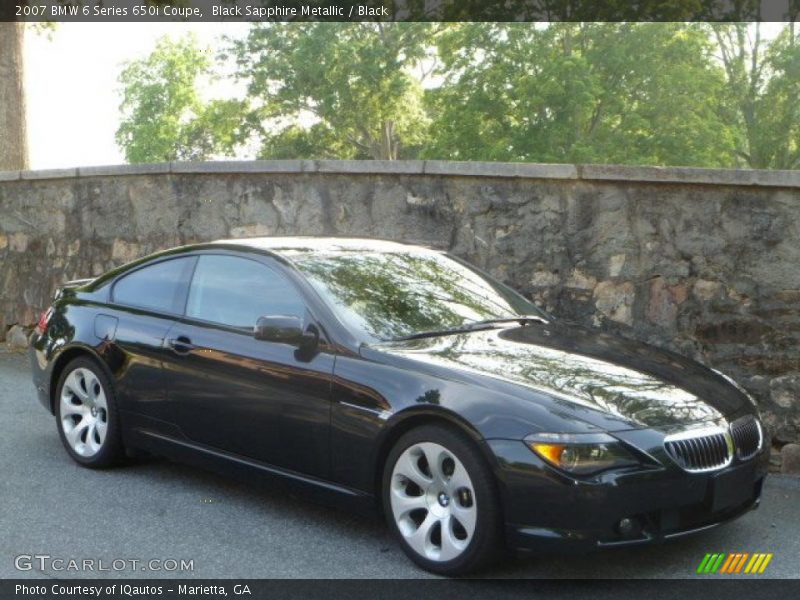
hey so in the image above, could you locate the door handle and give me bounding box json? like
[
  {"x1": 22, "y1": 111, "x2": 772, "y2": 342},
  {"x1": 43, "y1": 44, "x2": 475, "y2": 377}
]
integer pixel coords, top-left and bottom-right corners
[{"x1": 167, "y1": 336, "x2": 196, "y2": 354}]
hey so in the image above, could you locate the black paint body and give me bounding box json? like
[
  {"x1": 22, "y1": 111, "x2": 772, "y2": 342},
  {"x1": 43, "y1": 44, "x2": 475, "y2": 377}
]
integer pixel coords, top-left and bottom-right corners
[{"x1": 29, "y1": 239, "x2": 769, "y2": 552}]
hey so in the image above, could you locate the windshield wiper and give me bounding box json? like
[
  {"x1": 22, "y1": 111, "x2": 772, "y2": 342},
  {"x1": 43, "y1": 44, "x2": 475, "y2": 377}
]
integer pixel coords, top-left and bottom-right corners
[{"x1": 391, "y1": 315, "x2": 548, "y2": 342}]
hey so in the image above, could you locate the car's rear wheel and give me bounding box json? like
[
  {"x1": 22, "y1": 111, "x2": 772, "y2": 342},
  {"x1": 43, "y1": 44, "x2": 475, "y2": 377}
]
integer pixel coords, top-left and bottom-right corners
[
  {"x1": 383, "y1": 424, "x2": 502, "y2": 576},
  {"x1": 55, "y1": 357, "x2": 123, "y2": 468}
]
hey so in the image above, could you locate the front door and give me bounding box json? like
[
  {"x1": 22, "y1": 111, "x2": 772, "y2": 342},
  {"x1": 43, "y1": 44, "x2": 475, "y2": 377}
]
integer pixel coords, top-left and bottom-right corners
[{"x1": 163, "y1": 254, "x2": 334, "y2": 479}]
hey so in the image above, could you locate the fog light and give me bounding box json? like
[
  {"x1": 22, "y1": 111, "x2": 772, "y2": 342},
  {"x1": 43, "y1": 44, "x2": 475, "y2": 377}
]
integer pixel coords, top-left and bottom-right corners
[{"x1": 617, "y1": 517, "x2": 641, "y2": 538}]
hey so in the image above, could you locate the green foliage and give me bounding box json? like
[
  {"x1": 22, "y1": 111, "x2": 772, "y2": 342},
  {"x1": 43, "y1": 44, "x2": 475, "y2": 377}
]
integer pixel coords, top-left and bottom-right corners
[
  {"x1": 115, "y1": 23, "x2": 800, "y2": 170},
  {"x1": 761, "y1": 29, "x2": 800, "y2": 169},
  {"x1": 116, "y1": 35, "x2": 245, "y2": 163},
  {"x1": 711, "y1": 23, "x2": 800, "y2": 169},
  {"x1": 257, "y1": 124, "x2": 363, "y2": 160},
  {"x1": 230, "y1": 23, "x2": 434, "y2": 160},
  {"x1": 426, "y1": 23, "x2": 737, "y2": 166},
  {"x1": 401, "y1": 0, "x2": 759, "y2": 21}
]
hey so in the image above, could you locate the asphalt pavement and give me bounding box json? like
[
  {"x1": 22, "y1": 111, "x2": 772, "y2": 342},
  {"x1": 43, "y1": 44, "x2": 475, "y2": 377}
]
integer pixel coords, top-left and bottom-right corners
[{"x1": 1, "y1": 350, "x2": 797, "y2": 579}]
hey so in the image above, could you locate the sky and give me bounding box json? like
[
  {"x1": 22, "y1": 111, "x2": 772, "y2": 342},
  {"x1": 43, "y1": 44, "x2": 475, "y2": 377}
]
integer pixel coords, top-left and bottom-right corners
[
  {"x1": 25, "y1": 23, "x2": 248, "y2": 169},
  {"x1": 24, "y1": 22, "x2": 788, "y2": 170}
]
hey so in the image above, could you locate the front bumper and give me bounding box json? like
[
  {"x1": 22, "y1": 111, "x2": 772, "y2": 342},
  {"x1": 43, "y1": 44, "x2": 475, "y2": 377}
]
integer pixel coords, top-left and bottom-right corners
[{"x1": 487, "y1": 437, "x2": 769, "y2": 553}]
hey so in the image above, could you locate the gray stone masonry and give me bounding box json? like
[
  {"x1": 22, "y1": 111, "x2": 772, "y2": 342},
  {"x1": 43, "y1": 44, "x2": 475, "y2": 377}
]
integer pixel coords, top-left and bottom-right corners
[{"x1": 1, "y1": 160, "x2": 798, "y2": 453}]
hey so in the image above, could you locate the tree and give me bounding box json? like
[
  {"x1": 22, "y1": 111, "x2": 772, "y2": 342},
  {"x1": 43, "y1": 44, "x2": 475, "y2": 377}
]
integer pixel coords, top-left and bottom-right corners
[
  {"x1": 0, "y1": 23, "x2": 29, "y2": 171},
  {"x1": 425, "y1": 23, "x2": 737, "y2": 166},
  {"x1": 403, "y1": 0, "x2": 762, "y2": 21},
  {"x1": 116, "y1": 34, "x2": 245, "y2": 163},
  {"x1": 117, "y1": 22, "x2": 800, "y2": 170},
  {"x1": 230, "y1": 23, "x2": 435, "y2": 160},
  {"x1": 711, "y1": 23, "x2": 800, "y2": 169},
  {"x1": 760, "y1": 27, "x2": 800, "y2": 169}
]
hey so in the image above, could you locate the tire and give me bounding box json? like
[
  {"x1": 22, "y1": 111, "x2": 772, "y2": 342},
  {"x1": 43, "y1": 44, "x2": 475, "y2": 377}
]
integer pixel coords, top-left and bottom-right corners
[
  {"x1": 54, "y1": 357, "x2": 124, "y2": 468},
  {"x1": 382, "y1": 423, "x2": 502, "y2": 576}
]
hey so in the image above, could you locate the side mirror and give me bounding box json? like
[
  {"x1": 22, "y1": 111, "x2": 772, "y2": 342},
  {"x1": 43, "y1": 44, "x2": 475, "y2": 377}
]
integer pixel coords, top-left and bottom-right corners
[
  {"x1": 254, "y1": 315, "x2": 304, "y2": 344},
  {"x1": 254, "y1": 315, "x2": 319, "y2": 352}
]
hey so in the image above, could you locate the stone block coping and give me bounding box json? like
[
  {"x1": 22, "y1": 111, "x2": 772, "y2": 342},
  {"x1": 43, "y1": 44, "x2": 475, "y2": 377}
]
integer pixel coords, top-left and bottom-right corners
[{"x1": 1, "y1": 161, "x2": 798, "y2": 189}]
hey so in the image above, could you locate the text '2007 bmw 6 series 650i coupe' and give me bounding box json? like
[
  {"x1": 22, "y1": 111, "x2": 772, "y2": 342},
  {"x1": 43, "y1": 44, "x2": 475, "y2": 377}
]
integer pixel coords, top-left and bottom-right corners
[{"x1": 29, "y1": 237, "x2": 768, "y2": 575}]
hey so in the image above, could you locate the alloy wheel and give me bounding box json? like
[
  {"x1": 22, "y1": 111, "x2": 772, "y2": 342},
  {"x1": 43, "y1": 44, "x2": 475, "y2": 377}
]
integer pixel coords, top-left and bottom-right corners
[
  {"x1": 59, "y1": 367, "x2": 109, "y2": 457},
  {"x1": 389, "y1": 442, "x2": 478, "y2": 562}
]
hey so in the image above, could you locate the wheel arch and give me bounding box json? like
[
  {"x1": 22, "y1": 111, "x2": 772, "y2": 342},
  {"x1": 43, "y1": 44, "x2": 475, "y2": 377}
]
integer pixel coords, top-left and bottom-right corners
[
  {"x1": 48, "y1": 344, "x2": 112, "y2": 414},
  {"x1": 372, "y1": 407, "x2": 501, "y2": 512}
]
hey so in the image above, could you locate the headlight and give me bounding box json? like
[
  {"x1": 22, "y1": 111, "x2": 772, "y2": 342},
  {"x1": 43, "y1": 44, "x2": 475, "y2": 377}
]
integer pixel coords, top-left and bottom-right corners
[{"x1": 524, "y1": 432, "x2": 640, "y2": 475}]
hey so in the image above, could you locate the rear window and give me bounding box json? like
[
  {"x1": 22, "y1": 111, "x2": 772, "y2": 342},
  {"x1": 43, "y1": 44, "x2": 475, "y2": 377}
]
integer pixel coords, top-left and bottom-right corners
[{"x1": 112, "y1": 257, "x2": 195, "y2": 314}]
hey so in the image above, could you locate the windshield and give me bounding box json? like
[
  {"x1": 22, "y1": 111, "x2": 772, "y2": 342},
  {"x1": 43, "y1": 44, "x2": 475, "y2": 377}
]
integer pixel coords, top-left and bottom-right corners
[{"x1": 290, "y1": 247, "x2": 546, "y2": 342}]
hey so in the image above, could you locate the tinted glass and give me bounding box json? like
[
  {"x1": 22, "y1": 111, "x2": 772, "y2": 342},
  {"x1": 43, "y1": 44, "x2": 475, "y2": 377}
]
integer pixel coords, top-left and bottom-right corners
[
  {"x1": 292, "y1": 248, "x2": 544, "y2": 341},
  {"x1": 186, "y1": 255, "x2": 305, "y2": 329},
  {"x1": 112, "y1": 257, "x2": 194, "y2": 314}
]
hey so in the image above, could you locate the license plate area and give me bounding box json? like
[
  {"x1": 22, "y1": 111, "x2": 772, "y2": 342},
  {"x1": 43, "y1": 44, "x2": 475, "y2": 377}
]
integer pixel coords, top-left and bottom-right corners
[{"x1": 709, "y1": 463, "x2": 756, "y2": 512}]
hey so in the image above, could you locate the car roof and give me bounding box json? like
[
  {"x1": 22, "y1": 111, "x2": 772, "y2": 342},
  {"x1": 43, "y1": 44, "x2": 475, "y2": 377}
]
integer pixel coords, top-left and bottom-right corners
[{"x1": 210, "y1": 236, "x2": 438, "y2": 256}]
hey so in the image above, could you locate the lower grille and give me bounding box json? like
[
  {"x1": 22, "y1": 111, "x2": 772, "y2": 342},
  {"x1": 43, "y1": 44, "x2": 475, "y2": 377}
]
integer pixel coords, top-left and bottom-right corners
[
  {"x1": 664, "y1": 427, "x2": 732, "y2": 472},
  {"x1": 730, "y1": 416, "x2": 762, "y2": 460}
]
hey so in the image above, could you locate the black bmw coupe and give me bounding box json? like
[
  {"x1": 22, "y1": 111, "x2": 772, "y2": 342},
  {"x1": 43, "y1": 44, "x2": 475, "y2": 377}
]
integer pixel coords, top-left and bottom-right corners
[{"x1": 29, "y1": 237, "x2": 768, "y2": 575}]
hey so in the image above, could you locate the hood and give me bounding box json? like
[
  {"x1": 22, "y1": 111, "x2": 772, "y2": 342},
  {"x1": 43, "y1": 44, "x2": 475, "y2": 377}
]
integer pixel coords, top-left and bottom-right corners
[{"x1": 369, "y1": 321, "x2": 751, "y2": 430}]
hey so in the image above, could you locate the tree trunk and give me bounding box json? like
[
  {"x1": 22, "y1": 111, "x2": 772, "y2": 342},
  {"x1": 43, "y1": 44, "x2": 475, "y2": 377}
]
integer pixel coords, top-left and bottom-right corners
[
  {"x1": 0, "y1": 22, "x2": 29, "y2": 171},
  {"x1": 367, "y1": 120, "x2": 398, "y2": 160}
]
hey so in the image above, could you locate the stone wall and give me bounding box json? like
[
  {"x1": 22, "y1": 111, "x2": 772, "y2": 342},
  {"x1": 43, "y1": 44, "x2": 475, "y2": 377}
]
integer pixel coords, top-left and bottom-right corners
[{"x1": 1, "y1": 160, "x2": 799, "y2": 455}]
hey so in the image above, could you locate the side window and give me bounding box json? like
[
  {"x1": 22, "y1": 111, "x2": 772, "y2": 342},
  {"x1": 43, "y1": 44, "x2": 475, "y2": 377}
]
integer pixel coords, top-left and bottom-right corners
[
  {"x1": 186, "y1": 255, "x2": 306, "y2": 329},
  {"x1": 112, "y1": 257, "x2": 195, "y2": 314}
]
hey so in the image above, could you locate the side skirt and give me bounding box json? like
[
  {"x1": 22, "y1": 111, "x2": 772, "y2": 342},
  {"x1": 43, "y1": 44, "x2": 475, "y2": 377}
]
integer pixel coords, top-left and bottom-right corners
[{"x1": 126, "y1": 425, "x2": 376, "y2": 515}]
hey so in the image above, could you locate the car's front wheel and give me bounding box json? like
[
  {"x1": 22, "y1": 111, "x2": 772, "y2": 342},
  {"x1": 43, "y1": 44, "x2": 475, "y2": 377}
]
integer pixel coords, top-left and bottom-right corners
[
  {"x1": 55, "y1": 357, "x2": 123, "y2": 468},
  {"x1": 383, "y1": 424, "x2": 502, "y2": 576}
]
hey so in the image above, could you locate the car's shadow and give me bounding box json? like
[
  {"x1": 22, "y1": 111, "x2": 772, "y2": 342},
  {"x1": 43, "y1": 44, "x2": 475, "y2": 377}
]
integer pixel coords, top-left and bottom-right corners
[{"x1": 99, "y1": 452, "x2": 761, "y2": 579}]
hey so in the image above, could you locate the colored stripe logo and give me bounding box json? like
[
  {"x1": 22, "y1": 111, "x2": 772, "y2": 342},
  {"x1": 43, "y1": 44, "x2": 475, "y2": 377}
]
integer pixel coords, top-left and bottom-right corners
[{"x1": 697, "y1": 552, "x2": 773, "y2": 574}]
